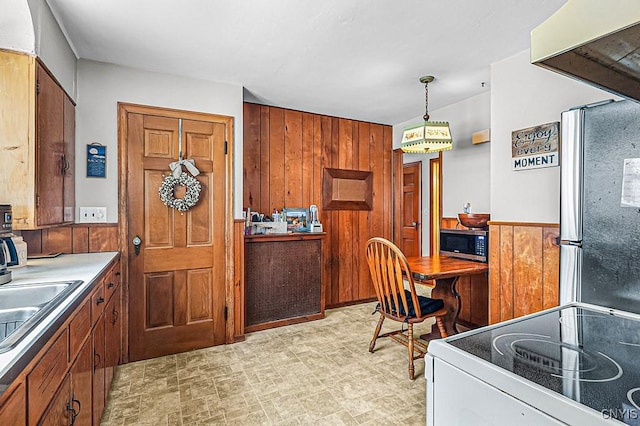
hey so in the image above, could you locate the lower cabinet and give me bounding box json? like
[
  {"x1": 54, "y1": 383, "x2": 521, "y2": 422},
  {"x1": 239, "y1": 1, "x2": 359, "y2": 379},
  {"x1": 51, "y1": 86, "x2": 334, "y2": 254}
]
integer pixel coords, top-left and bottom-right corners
[
  {"x1": 92, "y1": 314, "x2": 106, "y2": 426},
  {"x1": 39, "y1": 376, "x2": 71, "y2": 426},
  {"x1": 105, "y1": 284, "x2": 122, "y2": 390},
  {"x1": 0, "y1": 382, "x2": 26, "y2": 425},
  {"x1": 70, "y1": 338, "x2": 92, "y2": 426},
  {"x1": 0, "y1": 256, "x2": 123, "y2": 426}
]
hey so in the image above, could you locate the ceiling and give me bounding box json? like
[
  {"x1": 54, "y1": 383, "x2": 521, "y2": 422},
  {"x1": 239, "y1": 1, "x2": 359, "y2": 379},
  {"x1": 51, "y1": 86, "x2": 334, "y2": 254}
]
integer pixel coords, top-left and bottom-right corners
[{"x1": 47, "y1": 0, "x2": 566, "y2": 125}]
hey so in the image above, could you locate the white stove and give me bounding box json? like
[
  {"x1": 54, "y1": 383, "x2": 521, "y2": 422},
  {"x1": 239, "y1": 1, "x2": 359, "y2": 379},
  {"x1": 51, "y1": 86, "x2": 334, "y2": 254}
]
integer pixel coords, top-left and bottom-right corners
[{"x1": 426, "y1": 303, "x2": 640, "y2": 425}]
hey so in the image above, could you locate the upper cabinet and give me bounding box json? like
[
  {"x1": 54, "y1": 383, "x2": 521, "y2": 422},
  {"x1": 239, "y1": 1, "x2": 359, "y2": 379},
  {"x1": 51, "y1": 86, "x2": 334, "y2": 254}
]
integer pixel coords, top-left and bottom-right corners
[{"x1": 0, "y1": 51, "x2": 75, "y2": 229}]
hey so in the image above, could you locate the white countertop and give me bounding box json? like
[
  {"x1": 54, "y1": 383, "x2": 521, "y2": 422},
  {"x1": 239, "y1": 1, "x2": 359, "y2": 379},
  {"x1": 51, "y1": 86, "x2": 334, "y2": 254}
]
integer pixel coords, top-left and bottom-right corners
[{"x1": 0, "y1": 252, "x2": 119, "y2": 392}]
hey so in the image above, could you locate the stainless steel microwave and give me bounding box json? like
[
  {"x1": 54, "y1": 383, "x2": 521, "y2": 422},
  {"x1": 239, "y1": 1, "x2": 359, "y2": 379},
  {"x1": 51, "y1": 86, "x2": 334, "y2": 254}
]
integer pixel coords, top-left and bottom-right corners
[{"x1": 440, "y1": 228, "x2": 488, "y2": 263}]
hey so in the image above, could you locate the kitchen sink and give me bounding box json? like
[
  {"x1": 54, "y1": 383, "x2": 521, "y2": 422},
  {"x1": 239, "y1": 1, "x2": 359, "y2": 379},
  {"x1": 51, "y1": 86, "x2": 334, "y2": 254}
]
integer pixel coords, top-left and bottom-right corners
[{"x1": 0, "y1": 280, "x2": 83, "y2": 353}]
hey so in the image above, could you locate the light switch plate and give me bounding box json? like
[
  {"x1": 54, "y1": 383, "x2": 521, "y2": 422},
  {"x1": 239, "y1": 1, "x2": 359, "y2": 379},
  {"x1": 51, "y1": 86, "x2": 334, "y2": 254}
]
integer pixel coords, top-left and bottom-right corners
[{"x1": 79, "y1": 207, "x2": 107, "y2": 223}]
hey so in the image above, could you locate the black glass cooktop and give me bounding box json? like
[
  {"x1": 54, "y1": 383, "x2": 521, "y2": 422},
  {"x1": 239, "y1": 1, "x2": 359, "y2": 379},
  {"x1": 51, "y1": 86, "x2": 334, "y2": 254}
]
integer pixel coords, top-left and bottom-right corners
[{"x1": 449, "y1": 306, "x2": 640, "y2": 425}]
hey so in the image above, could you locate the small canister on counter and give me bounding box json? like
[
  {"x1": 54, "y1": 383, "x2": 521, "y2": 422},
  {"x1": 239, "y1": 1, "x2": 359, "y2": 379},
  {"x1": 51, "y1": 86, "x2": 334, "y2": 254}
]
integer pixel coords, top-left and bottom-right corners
[{"x1": 10, "y1": 235, "x2": 27, "y2": 267}]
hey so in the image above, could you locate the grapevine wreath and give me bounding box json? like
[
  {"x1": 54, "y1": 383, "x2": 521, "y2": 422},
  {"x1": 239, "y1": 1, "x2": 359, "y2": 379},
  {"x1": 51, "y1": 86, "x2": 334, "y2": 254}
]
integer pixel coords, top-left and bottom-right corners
[{"x1": 158, "y1": 170, "x2": 201, "y2": 212}]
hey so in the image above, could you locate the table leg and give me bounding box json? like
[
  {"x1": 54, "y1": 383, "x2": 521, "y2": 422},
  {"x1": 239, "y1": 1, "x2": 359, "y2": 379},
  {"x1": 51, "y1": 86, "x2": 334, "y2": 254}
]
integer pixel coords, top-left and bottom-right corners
[{"x1": 419, "y1": 276, "x2": 461, "y2": 340}]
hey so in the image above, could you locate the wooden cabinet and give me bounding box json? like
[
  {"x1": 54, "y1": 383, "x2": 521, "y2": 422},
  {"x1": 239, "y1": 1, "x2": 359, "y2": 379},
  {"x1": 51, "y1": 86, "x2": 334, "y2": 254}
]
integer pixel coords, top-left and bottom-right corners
[
  {"x1": 0, "y1": 50, "x2": 75, "y2": 229},
  {"x1": 27, "y1": 330, "x2": 68, "y2": 425},
  {"x1": 92, "y1": 313, "x2": 106, "y2": 426},
  {"x1": 0, "y1": 382, "x2": 26, "y2": 425},
  {"x1": 0, "y1": 255, "x2": 122, "y2": 426},
  {"x1": 105, "y1": 284, "x2": 122, "y2": 390},
  {"x1": 69, "y1": 338, "x2": 92, "y2": 426},
  {"x1": 39, "y1": 375, "x2": 71, "y2": 426}
]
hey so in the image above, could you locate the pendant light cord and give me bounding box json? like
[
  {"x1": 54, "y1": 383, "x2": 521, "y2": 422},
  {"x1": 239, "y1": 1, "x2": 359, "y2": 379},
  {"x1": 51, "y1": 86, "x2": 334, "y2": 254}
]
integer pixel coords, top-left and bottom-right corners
[{"x1": 423, "y1": 81, "x2": 430, "y2": 122}]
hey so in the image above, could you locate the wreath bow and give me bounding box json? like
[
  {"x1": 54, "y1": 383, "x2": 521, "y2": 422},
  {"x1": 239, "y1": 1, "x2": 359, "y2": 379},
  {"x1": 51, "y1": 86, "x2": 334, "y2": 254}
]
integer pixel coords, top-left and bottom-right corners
[{"x1": 169, "y1": 159, "x2": 200, "y2": 178}]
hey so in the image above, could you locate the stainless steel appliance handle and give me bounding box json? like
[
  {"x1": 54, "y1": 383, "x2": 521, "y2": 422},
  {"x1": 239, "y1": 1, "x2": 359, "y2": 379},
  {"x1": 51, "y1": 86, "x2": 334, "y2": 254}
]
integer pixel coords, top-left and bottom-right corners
[{"x1": 560, "y1": 108, "x2": 584, "y2": 242}]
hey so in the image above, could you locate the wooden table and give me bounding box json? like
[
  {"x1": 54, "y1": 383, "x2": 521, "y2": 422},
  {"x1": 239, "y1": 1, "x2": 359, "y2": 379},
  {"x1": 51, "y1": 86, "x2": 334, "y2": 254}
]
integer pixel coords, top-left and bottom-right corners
[{"x1": 406, "y1": 255, "x2": 488, "y2": 340}]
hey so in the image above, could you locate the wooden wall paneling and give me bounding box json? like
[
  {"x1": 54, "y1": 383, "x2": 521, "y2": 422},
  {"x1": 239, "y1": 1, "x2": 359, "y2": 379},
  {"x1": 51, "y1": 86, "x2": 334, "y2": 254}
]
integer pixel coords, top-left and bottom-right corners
[
  {"x1": 350, "y1": 121, "x2": 361, "y2": 302},
  {"x1": 392, "y1": 149, "x2": 403, "y2": 247},
  {"x1": 312, "y1": 115, "x2": 325, "y2": 312},
  {"x1": 269, "y1": 107, "x2": 285, "y2": 212},
  {"x1": 243, "y1": 103, "x2": 261, "y2": 211},
  {"x1": 20, "y1": 230, "x2": 42, "y2": 255},
  {"x1": 488, "y1": 222, "x2": 560, "y2": 324},
  {"x1": 470, "y1": 273, "x2": 489, "y2": 326},
  {"x1": 320, "y1": 116, "x2": 333, "y2": 306},
  {"x1": 457, "y1": 275, "x2": 471, "y2": 323},
  {"x1": 383, "y1": 126, "x2": 392, "y2": 240},
  {"x1": 499, "y1": 225, "x2": 514, "y2": 322},
  {"x1": 328, "y1": 117, "x2": 340, "y2": 305},
  {"x1": 369, "y1": 124, "x2": 384, "y2": 240},
  {"x1": 301, "y1": 112, "x2": 314, "y2": 208},
  {"x1": 359, "y1": 123, "x2": 373, "y2": 299},
  {"x1": 542, "y1": 226, "x2": 560, "y2": 309},
  {"x1": 337, "y1": 119, "x2": 354, "y2": 303},
  {"x1": 259, "y1": 106, "x2": 270, "y2": 213},
  {"x1": 88, "y1": 225, "x2": 119, "y2": 252},
  {"x1": 488, "y1": 224, "x2": 501, "y2": 324},
  {"x1": 513, "y1": 226, "x2": 543, "y2": 317},
  {"x1": 72, "y1": 226, "x2": 89, "y2": 253},
  {"x1": 284, "y1": 109, "x2": 303, "y2": 208},
  {"x1": 42, "y1": 227, "x2": 72, "y2": 254}
]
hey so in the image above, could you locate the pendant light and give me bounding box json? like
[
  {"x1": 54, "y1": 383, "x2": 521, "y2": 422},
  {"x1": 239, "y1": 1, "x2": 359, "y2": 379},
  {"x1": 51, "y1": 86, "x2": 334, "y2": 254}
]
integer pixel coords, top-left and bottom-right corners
[{"x1": 401, "y1": 76, "x2": 453, "y2": 153}]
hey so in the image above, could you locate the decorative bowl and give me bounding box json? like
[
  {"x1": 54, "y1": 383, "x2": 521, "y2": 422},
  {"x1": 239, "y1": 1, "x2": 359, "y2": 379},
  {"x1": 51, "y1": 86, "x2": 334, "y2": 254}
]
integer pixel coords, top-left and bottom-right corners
[{"x1": 458, "y1": 213, "x2": 490, "y2": 229}]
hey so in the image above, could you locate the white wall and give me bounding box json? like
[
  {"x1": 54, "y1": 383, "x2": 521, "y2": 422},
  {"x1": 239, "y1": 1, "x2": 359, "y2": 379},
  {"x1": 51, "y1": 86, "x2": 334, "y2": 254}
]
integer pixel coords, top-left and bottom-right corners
[
  {"x1": 490, "y1": 49, "x2": 616, "y2": 223},
  {"x1": 0, "y1": 0, "x2": 35, "y2": 53},
  {"x1": 393, "y1": 91, "x2": 491, "y2": 254},
  {"x1": 75, "y1": 59, "x2": 244, "y2": 222},
  {"x1": 27, "y1": 0, "x2": 77, "y2": 98}
]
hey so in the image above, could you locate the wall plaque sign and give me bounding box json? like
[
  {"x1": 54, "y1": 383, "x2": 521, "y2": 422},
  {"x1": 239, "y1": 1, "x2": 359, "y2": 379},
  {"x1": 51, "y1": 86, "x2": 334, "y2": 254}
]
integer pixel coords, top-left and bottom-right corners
[
  {"x1": 511, "y1": 122, "x2": 559, "y2": 171},
  {"x1": 87, "y1": 143, "x2": 107, "y2": 178}
]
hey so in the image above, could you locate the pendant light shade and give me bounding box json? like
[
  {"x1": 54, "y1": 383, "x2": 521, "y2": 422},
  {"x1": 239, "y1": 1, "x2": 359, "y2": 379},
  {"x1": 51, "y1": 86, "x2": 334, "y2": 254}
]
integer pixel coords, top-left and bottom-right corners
[{"x1": 401, "y1": 76, "x2": 453, "y2": 153}]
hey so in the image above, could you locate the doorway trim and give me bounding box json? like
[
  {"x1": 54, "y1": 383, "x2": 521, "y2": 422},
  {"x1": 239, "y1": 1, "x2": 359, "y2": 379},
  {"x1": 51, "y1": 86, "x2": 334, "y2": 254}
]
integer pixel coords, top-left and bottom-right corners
[
  {"x1": 429, "y1": 153, "x2": 443, "y2": 255},
  {"x1": 117, "y1": 102, "x2": 235, "y2": 361}
]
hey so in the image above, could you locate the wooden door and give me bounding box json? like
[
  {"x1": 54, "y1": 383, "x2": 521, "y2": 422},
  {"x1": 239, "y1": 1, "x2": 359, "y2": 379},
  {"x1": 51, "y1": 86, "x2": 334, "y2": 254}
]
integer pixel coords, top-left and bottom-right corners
[
  {"x1": 401, "y1": 162, "x2": 422, "y2": 257},
  {"x1": 105, "y1": 284, "x2": 122, "y2": 389},
  {"x1": 36, "y1": 64, "x2": 64, "y2": 226},
  {"x1": 92, "y1": 315, "x2": 105, "y2": 426},
  {"x1": 429, "y1": 156, "x2": 442, "y2": 255},
  {"x1": 125, "y1": 107, "x2": 228, "y2": 361},
  {"x1": 39, "y1": 375, "x2": 71, "y2": 426},
  {"x1": 70, "y1": 338, "x2": 92, "y2": 426}
]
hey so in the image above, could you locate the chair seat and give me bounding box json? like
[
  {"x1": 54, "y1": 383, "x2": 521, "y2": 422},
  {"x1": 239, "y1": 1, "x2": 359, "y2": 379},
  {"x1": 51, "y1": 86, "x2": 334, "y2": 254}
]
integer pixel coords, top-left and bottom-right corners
[{"x1": 380, "y1": 290, "x2": 444, "y2": 318}]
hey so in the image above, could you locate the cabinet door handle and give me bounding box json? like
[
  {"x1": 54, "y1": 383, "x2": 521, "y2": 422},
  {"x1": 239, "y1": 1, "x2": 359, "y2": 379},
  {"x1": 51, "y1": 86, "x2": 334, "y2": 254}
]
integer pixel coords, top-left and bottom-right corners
[
  {"x1": 107, "y1": 282, "x2": 114, "y2": 289},
  {"x1": 96, "y1": 296, "x2": 104, "y2": 305},
  {"x1": 112, "y1": 308, "x2": 119, "y2": 325},
  {"x1": 94, "y1": 351, "x2": 102, "y2": 369},
  {"x1": 66, "y1": 401, "x2": 78, "y2": 425}
]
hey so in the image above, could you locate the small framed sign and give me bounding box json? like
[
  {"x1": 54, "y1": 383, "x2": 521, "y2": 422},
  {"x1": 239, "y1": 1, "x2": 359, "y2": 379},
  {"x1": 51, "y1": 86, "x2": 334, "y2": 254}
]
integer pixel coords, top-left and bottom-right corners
[
  {"x1": 87, "y1": 143, "x2": 106, "y2": 178},
  {"x1": 511, "y1": 122, "x2": 559, "y2": 171}
]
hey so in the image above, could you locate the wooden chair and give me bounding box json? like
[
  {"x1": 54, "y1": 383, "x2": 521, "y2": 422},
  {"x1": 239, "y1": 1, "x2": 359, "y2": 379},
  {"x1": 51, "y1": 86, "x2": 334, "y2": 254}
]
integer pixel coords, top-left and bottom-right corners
[{"x1": 365, "y1": 237, "x2": 448, "y2": 380}]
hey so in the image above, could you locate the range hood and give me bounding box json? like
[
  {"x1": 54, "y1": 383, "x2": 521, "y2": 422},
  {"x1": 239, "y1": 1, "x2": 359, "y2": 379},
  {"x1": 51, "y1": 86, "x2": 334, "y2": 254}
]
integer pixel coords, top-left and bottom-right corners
[{"x1": 531, "y1": 0, "x2": 640, "y2": 101}]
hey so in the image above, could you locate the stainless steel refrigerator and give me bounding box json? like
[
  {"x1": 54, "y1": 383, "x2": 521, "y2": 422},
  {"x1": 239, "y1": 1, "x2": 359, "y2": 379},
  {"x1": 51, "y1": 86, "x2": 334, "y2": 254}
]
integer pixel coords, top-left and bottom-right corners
[{"x1": 560, "y1": 99, "x2": 640, "y2": 314}]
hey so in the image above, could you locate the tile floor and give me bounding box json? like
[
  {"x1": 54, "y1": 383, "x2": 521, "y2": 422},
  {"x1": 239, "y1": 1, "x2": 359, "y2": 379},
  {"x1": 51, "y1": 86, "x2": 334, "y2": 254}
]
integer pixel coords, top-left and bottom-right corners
[{"x1": 102, "y1": 302, "x2": 439, "y2": 425}]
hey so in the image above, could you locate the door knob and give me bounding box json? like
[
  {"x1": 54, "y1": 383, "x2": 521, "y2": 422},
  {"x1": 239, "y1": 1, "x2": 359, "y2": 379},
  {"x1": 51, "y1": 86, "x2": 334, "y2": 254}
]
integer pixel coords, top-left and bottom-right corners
[
  {"x1": 132, "y1": 235, "x2": 142, "y2": 256},
  {"x1": 412, "y1": 221, "x2": 419, "y2": 229}
]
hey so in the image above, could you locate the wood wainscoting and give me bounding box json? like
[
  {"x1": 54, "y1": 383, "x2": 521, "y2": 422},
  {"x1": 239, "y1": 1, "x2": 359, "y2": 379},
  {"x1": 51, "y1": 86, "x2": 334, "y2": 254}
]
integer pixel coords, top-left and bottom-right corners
[
  {"x1": 243, "y1": 103, "x2": 392, "y2": 308},
  {"x1": 20, "y1": 223, "x2": 119, "y2": 255},
  {"x1": 488, "y1": 221, "x2": 560, "y2": 324}
]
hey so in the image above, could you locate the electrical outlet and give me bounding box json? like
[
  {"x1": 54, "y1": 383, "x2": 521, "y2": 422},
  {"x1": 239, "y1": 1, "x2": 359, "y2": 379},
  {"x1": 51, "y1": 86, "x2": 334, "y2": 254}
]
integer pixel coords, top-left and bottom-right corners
[{"x1": 79, "y1": 207, "x2": 107, "y2": 223}]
